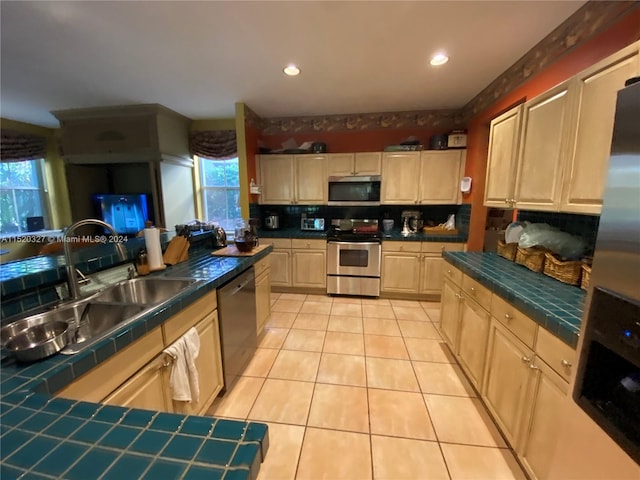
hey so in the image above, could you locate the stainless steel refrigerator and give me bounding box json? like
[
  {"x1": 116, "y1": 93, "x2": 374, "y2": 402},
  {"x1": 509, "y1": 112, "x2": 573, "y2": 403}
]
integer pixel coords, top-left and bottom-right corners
[{"x1": 568, "y1": 77, "x2": 640, "y2": 473}]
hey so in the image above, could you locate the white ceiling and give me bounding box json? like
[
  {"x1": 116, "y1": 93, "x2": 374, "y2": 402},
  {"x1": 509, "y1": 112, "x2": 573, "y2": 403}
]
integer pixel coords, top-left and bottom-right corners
[{"x1": 1, "y1": 1, "x2": 586, "y2": 128}]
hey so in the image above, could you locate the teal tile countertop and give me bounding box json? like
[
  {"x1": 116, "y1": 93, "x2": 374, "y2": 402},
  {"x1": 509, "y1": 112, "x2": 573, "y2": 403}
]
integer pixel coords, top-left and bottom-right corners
[
  {"x1": 258, "y1": 227, "x2": 467, "y2": 243},
  {"x1": 443, "y1": 252, "x2": 585, "y2": 347},
  {"x1": 0, "y1": 247, "x2": 273, "y2": 480}
]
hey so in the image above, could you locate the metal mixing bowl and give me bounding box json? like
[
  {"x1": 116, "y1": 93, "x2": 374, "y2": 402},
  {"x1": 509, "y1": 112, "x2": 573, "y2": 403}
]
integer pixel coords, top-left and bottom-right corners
[{"x1": 4, "y1": 321, "x2": 71, "y2": 362}]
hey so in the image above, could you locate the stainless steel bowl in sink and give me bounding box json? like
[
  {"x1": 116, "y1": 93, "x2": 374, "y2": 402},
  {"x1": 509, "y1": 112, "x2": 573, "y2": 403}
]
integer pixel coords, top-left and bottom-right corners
[
  {"x1": 90, "y1": 277, "x2": 200, "y2": 305},
  {"x1": 5, "y1": 321, "x2": 71, "y2": 362}
]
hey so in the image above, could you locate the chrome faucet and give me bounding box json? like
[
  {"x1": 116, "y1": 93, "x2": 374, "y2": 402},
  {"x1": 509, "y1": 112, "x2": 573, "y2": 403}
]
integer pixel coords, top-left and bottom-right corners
[{"x1": 63, "y1": 219, "x2": 128, "y2": 300}]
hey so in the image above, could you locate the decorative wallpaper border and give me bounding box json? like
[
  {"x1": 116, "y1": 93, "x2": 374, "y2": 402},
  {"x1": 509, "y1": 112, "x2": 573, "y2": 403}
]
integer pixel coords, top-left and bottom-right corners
[
  {"x1": 461, "y1": 1, "x2": 639, "y2": 120},
  {"x1": 260, "y1": 109, "x2": 464, "y2": 135},
  {"x1": 250, "y1": 1, "x2": 639, "y2": 134},
  {"x1": 243, "y1": 104, "x2": 262, "y2": 130}
]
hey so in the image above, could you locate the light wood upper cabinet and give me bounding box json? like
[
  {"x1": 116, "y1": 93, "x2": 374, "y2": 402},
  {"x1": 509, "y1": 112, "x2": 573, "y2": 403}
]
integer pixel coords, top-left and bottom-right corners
[
  {"x1": 103, "y1": 352, "x2": 173, "y2": 412},
  {"x1": 382, "y1": 151, "x2": 465, "y2": 205},
  {"x1": 258, "y1": 155, "x2": 295, "y2": 204},
  {"x1": 327, "y1": 153, "x2": 355, "y2": 176},
  {"x1": 560, "y1": 42, "x2": 640, "y2": 214},
  {"x1": 484, "y1": 105, "x2": 523, "y2": 208},
  {"x1": 354, "y1": 152, "x2": 382, "y2": 175},
  {"x1": 418, "y1": 150, "x2": 466, "y2": 204},
  {"x1": 381, "y1": 152, "x2": 421, "y2": 204},
  {"x1": 295, "y1": 154, "x2": 327, "y2": 204},
  {"x1": 258, "y1": 154, "x2": 326, "y2": 204},
  {"x1": 514, "y1": 81, "x2": 573, "y2": 212},
  {"x1": 327, "y1": 152, "x2": 381, "y2": 176}
]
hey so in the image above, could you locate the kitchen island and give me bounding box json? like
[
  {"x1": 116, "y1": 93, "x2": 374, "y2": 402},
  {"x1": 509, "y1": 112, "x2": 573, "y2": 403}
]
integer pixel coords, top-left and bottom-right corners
[{"x1": 0, "y1": 247, "x2": 272, "y2": 480}]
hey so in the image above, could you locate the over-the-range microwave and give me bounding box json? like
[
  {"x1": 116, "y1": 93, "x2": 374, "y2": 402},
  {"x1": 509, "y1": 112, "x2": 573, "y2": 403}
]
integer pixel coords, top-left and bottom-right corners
[{"x1": 328, "y1": 175, "x2": 381, "y2": 206}]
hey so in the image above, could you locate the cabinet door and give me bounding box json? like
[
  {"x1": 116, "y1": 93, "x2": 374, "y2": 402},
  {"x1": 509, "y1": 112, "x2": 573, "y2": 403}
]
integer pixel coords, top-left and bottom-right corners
[
  {"x1": 484, "y1": 105, "x2": 523, "y2": 207},
  {"x1": 482, "y1": 319, "x2": 534, "y2": 447},
  {"x1": 514, "y1": 83, "x2": 572, "y2": 211},
  {"x1": 381, "y1": 252, "x2": 421, "y2": 293},
  {"x1": 327, "y1": 153, "x2": 355, "y2": 176},
  {"x1": 259, "y1": 155, "x2": 294, "y2": 204},
  {"x1": 418, "y1": 150, "x2": 465, "y2": 204},
  {"x1": 354, "y1": 152, "x2": 382, "y2": 175},
  {"x1": 439, "y1": 278, "x2": 461, "y2": 351},
  {"x1": 255, "y1": 269, "x2": 271, "y2": 336},
  {"x1": 173, "y1": 310, "x2": 224, "y2": 415},
  {"x1": 295, "y1": 155, "x2": 327, "y2": 204},
  {"x1": 173, "y1": 311, "x2": 224, "y2": 416},
  {"x1": 270, "y1": 249, "x2": 292, "y2": 287},
  {"x1": 292, "y1": 250, "x2": 326, "y2": 288},
  {"x1": 518, "y1": 359, "x2": 568, "y2": 480},
  {"x1": 457, "y1": 297, "x2": 490, "y2": 390},
  {"x1": 381, "y1": 152, "x2": 421, "y2": 204},
  {"x1": 103, "y1": 353, "x2": 173, "y2": 412},
  {"x1": 421, "y1": 255, "x2": 444, "y2": 294},
  {"x1": 561, "y1": 43, "x2": 640, "y2": 214}
]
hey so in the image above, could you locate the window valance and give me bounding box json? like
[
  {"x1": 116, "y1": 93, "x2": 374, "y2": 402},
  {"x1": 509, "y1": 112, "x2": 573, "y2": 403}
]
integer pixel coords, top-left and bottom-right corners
[
  {"x1": 0, "y1": 129, "x2": 47, "y2": 162},
  {"x1": 190, "y1": 130, "x2": 237, "y2": 160}
]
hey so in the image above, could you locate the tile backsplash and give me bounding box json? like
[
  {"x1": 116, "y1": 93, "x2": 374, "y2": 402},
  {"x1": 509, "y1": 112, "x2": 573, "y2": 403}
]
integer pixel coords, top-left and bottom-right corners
[
  {"x1": 250, "y1": 203, "x2": 470, "y2": 233},
  {"x1": 517, "y1": 210, "x2": 600, "y2": 255}
]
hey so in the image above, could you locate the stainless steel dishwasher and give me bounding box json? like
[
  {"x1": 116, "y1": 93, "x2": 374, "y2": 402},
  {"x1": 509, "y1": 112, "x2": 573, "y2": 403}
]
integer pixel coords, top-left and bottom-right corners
[{"x1": 216, "y1": 267, "x2": 257, "y2": 392}]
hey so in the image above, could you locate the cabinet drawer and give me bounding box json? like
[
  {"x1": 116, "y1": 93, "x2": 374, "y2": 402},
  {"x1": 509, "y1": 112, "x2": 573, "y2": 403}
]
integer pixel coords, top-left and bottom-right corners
[
  {"x1": 254, "y1": 256, "x2": 271, "y2": 277},
  {"x1": 421, "y1": 242, "x2": 465, "y2": 254},
  {"x1": 490, "y1": 295, "x2": 538, "y2": 349},
  {"x1": 291, "y1": 239, "x2": 326, "y2": 250},
  {"x1": 264, "y1": 238, "x2": 292, "y2": 249},
  {"x1": 536, "y1": 327, "x2": 576, "y2": 382},
  {"x1": 461, "y1": 275, "x2": 492, "y2": 311},
  {"x1": 382, "y1": 241, "x2": 421, "y2": 253},
  {"x1": 443, "y1": 263, "x2": 463, "y2": 285},
  {"x1": 163, "y1": 289, "x2": 217, "y2": 345}
]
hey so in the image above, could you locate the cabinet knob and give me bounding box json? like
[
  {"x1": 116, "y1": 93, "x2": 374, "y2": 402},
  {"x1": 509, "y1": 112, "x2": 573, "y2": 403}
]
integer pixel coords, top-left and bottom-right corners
[
  {"x1": 455, "y1": 293, "x2": 461, "y2": 299},
  {"x1": 504, "y1": 313, "x2": 513, "y2": 321},
  {"x1": 470, "y1": 287, "x2": 476, "y2": 293},
  {"x1": 521, "y1": 356, "x2": 531, "y2": 363},
  {"x1": 529, "y1": 364, "x2": 539, "y2": 370},
  {"x1": 447, "y1": 269, "x2": 452, "y2": 274},
  {"x1": 561, "y1": 359, "x2": 572, "y2": 367}
]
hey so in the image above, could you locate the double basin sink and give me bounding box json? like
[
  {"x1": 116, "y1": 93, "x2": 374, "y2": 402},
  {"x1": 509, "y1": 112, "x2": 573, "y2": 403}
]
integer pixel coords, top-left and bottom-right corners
[{"x1": 1, "y1": 277, "x2": 203, "y2": 355}]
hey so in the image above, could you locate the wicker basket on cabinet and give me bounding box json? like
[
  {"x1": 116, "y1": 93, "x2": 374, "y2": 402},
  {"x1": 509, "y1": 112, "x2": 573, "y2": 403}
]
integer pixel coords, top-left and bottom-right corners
[
  {"x1": 581, "y1": 262, "x2": 592, "y2": 290},
  {"x1": 515, "y1": 246, "x2": 549, "y2": 273},
  {"x1": 543, "y1": 253, "x2": 583, "y2": 286},
  {"x1": 497, "y1": 240, "x2": 517, "y2": 261}
]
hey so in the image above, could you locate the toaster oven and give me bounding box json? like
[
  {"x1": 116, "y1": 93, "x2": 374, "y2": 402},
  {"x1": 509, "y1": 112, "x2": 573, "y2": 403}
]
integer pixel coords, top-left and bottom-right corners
[{"x1": 301, "y1": 218, "x2": 325, "y2": 231}]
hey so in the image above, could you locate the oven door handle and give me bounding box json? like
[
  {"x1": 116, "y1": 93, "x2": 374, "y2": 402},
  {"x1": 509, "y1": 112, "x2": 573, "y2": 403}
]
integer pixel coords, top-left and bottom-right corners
[{"x1": 327, "y1": 241, "x2": 381, "y2": 247}]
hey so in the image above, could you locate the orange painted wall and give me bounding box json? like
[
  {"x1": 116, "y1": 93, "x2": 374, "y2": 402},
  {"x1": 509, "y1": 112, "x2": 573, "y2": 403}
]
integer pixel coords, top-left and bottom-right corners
[
  {"x1": 260, "y1": 127, "x2": 452, "y2": 153},
  {"x1": 464, "y1": 10, "x2": 640, "y2": 251}
]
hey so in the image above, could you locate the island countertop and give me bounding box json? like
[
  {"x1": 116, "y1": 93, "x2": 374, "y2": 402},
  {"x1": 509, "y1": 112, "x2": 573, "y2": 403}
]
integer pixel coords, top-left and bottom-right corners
[{"x1": 0, "y1": 247, "x2": 272, "y2": 480}]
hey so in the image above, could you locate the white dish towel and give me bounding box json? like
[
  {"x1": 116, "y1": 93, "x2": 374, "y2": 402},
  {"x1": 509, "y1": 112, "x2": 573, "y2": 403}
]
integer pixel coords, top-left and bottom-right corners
[{"x1": 163, "y1": 327, "x2": 200, "y2": 403}]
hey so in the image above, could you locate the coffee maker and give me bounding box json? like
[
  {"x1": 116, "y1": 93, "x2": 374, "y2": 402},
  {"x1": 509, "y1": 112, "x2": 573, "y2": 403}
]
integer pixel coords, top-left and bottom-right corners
[{"x1": 401, "y1": 210, "x2": 422, "y2": 235}]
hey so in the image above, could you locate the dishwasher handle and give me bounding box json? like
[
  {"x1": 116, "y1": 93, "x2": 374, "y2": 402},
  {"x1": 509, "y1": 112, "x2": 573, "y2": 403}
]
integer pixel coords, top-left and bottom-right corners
[{"x1": 230, "y1": 277, "x2": 252, "y2": 295}]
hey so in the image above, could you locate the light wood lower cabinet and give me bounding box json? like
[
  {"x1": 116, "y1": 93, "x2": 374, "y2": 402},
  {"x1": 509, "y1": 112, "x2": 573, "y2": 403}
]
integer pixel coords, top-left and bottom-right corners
[
  {"x1": 457, "y1": 296, "x2": 490, "y2": 390},
  {"x1": 517, "y1": 358, "x2": 569, "y2": 480},
  {"x1": 482, "y1": 318, "x2": 534, "y2": 447},
  {"x1": 255, "y1": 266, "x2": 272, "y2": 336},
  {"x1": 439, "y1": 278, "x2": 462, "y2": 349},
  {"x1": 172, "y1": 311, "x2": 224, "y2": 416},
  {"x1": 103, "y1": 352, "x2": 173, "y2": 412},
  {"x1": 292, "y1": 250, "x2": 326, "y2": 288},
  {"x1": 57, "y1": 289, "x2": 224, "y2": 416},
  {"x1": 382, "y1": 242, "x2": 465, "y2": 296}
]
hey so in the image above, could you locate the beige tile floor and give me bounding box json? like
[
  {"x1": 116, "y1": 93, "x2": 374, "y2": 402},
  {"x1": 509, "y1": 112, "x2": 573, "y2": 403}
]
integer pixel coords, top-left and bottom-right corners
[{"x1": 207, "y1": 293, "x2": 526, "y2": 480}]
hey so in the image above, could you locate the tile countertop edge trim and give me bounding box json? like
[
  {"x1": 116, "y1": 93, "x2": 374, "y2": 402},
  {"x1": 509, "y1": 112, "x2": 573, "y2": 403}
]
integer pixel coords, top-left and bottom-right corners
[
  {"x1": 443, "y1": 252, "x2": 584, "y2": 348},
  {"x1": 0, "y1": 246, "x2": 273, "y2": 480}
]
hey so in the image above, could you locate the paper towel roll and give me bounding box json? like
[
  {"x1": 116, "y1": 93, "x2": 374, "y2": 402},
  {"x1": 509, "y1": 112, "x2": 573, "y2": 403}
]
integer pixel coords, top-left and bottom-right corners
[{"x1": 144, "y1": 227, "x2": 164, "y2": 271}]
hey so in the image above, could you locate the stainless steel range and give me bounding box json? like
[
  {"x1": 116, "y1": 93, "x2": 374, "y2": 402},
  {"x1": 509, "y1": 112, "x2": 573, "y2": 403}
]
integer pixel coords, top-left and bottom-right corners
[{"x1": 326, "y1": 219, "x2": 382, "y2": 297}]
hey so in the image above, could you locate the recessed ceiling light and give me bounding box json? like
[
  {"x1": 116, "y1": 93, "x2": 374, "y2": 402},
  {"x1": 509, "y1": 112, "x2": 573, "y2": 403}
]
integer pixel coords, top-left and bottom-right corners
[
  {"x1": 283, "y1": 64, "x2": 300, "y2": 76},
  {"x1": 430, "y1": 53, "x2": 449, "y2": 66}
]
